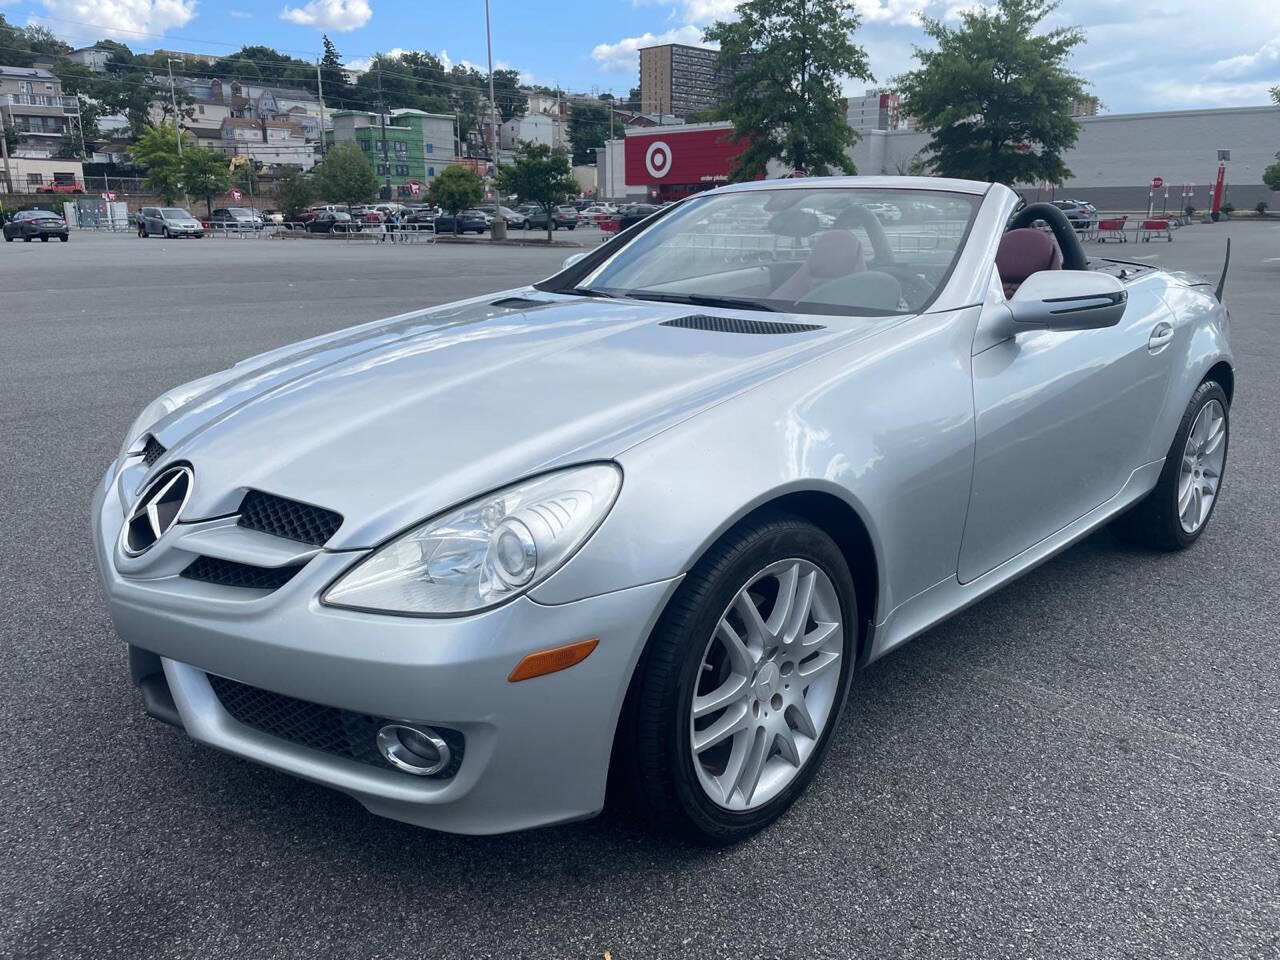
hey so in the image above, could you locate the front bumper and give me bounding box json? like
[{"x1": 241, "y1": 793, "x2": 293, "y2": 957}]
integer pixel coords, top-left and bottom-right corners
[{"x1": 92, "y1": 466, "x2": 678, "y2": 834}]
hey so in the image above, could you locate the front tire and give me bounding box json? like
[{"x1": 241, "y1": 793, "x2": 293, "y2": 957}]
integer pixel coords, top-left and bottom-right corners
[
  {"x1": 618, "y1": 514, "x2": 856, "y2": 844},
  {"x1": 1111, "y1": 380, "x2": 1229, "y2": 550}
]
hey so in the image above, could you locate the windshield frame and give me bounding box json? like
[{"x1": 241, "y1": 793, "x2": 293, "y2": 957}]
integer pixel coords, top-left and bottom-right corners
[{"x1": 538, "y1": 185, "x2": 983, "y2": 318}]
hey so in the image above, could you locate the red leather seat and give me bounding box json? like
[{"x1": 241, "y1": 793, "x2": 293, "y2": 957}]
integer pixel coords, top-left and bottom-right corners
[{"x1": 995, "y1": 228, "x2": 1062, "y2": 298}]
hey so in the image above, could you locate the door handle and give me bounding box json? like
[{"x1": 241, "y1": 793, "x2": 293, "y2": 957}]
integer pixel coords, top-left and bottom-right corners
[{"x1": 1148, "y1": 322, "x2": 1174, "y2": 352}]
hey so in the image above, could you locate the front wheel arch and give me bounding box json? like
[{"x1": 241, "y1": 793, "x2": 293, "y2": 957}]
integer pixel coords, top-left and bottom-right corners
[{"x1": 606, "y1": 489, "x2": 881, "y2": 812}]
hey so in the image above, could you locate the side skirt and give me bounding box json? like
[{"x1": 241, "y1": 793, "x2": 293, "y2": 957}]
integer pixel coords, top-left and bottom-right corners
[{"x1": 864, "y1": 458, "x2": 1165, "y2": 664}]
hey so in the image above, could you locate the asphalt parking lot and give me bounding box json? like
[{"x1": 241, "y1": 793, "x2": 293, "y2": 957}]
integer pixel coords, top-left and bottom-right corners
[{"x1": 2, "y1": 224, "x2": 1278, "y2": 959}]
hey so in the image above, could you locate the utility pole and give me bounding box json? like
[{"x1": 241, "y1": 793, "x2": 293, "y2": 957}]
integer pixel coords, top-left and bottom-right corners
[
  {"x1": 485, "y1": 0, "x2": 499, "y2": 169},
  {"x1": 167, "y1": 57, "x2": 184, "y2": 156},
  {"x1": 315, "y1": 58, "x2": 327, "y2": 157},
  {"x1": 73, "y1": 95, "x2": 88, "y2": 162},
  {"x1": 376, "y1": 63, "x2": 390, "y2": 201}
]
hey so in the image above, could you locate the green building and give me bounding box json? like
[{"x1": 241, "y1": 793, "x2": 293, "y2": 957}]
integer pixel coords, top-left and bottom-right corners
[{"x1": 326, "y1": 109, "x2": 457, "y2": 199}]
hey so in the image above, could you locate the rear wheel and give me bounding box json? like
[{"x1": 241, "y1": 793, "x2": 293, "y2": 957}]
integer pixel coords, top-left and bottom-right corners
[
  {"x1": 40, "y1": 235, "x2": 49, "y2": 242},
  {"x1": 59, "y1": 235, "x2": 68, "y2": 242},
  {"x1": 1111, "y1": 380, "x2": 1229, "y2": 550},
  {"x1": 618, "y1": 515, "x2": 856, "y2": 843}
]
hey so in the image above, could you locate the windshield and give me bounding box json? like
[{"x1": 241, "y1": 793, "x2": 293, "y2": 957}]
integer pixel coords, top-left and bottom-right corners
[
  {"x1": 162, "y1": 208, "x2": 191, "y2": 218},
  {"x1": 228, "y1": 208, "x2": 254, "y2": 216},
  {"x1": 572, "y1": 187, "x2": 978, "y2": 315}
]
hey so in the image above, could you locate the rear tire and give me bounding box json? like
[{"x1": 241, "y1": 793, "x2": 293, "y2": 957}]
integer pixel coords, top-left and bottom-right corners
[
  {"x1": 59, "y1": 235, "x2": 68, "y2": 242},
  {"x1": 617, "y1": 514, "x2": 857, "y2": 844},
  {"x1": 40, "y1": 236, "x2": 49, "y2": 242},
  {"x1": 1111, "y1": 379, "x2": 1229, "y2": 550}
]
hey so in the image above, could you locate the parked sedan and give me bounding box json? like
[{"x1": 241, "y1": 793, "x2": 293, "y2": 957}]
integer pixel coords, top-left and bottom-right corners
[
  {"x1": 3, "y1": 209, "x2": 69, "y2": 242},
  {"x1": 93, "y1": 179, "x2": 1234, "y2": 843},
  {"x1": 302, "y1": 211, "x2": 356, "y2": 233},
  {"x1": 1053, "y1": 199, "x2": 1098, "y2": 231},
  {"x1": 137, "y1": 207, "x2": 204, "y2": 238},
  {"x1": 432, "y1": 210, "x2": 489, "y2": 234}
]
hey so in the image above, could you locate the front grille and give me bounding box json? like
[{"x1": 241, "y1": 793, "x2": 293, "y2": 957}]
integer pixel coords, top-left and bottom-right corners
[
  {"x1": 237, "y1": 490, "x2": 342, "y2": 546},
  {"x1": 659, "y1": 315, "x2": 826, "y2": 335},
  {"x1": 207, "y1": 674, "x2": 463, "y2": 777},
  {"x1": 181, "y1": 556, "x2": 305, "y2": 590},
  {"x1": 141, "y1": 435, "x2": 166, "y2": 466}
]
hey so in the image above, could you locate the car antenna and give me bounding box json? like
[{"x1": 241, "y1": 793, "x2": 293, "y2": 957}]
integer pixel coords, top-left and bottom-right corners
[{"x1": 1214, "y1": 238, "x2": 1231, "y2": 303}]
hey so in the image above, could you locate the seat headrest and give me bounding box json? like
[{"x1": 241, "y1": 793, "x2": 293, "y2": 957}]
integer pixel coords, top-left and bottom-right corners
[
  {"x1": 808, "y1": 230, "x2": 866, "y2": 279},
  {"x1": 996, "y1": 228, "x2": 1059, "y2": 284}
]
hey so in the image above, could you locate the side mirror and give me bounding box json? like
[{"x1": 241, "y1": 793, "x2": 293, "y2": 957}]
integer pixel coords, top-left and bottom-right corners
[
  {"x1": 562, "y1": 252, "x2": 587, "y2": 271},
  {"x1": 1008, "y1": 271, "x2": 1127, "y2": 331}
]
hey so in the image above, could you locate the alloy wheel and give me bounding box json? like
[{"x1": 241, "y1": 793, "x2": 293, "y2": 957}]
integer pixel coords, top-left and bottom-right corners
[
  {"x1": 689, "y1": 558, "x2": 844, "y2": 811},
  {"x1": 1178, "y1": 398, "x2": 1226, "y2": 534}
]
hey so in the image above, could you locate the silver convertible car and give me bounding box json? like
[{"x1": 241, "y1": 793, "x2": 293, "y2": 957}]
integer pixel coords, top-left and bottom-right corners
[{"x1": 92, "y1": 177, "x2": 1233, "y2": 842}]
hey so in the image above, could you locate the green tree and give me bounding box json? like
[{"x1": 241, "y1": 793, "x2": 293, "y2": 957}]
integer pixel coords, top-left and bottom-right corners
[
  {"x1": 313, "y1": 140, "x2": 379, "y2": 207},
  {"x1": 272, "y1": 166, "x2": 315, "y2": 218},
  {"x1": 319, "y1": 34, "x2": 357, "y2": 110},
  {"x1": 894, "y1": 0, "x2": 1086, "y2": 185},
  {"x1": 427, "y1": 164, "x2": 485, "y2": 235},
  {"x1": 491, "y1": 68, "x2": 528, "y2": 123},
  {"x1": 567, "y1": 103, "x2": 609, "y2": 166},
  {"x1": 129, "y1": 123, "x2": 186, "y2": 203},
  {"x1": 182, "y1": 147, "x2": 232, "y2": 216},
  {"x1": 22, "y1": 24, "x2": 70, "y2": 55},
  {"x1": 493, "y1": 142, "x2": 579, "y2": 241},
  {"x1": 3, "y1": 120, "x2": 18, "y2": 156},
  {"x1": 1265, "y1": 87, "x2": 1280, "y2": 193},
  {"x1": 706, "y1": 0, "x2": 870, "y2": 179}
]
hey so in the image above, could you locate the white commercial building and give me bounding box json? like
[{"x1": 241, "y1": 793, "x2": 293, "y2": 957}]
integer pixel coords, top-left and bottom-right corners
[{"x1": 851, "y1": 104, "x2": 1280, "y2": 209}]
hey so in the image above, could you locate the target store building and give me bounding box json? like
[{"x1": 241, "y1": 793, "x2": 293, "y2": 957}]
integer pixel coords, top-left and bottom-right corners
[{"x1": 609, "y1": 121, "x2": 752, "y2": 203}]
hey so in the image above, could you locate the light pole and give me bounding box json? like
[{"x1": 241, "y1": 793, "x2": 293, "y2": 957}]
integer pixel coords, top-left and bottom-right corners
[
  {"x1": 485, "y1": 0, "x2": 499, "y2": 170},
  {"x1": 166, "y1": 57, "x2": 184, "y2": 156}
]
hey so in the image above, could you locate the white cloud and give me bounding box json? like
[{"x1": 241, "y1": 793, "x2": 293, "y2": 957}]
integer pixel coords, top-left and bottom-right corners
[
  {"x1": 279, "y1": 0, "x2": 371, "y2": 32},
  {"x1": 857, "y1": 0, "x2": 927, "y2": 26},
  {"x1": 29, "y1": 0, "x2": 197, "y2": 44},
  {"x1": 591, "y1": 25, "x2": 709, "y2": 73},
  {"x1": 1206, "y1": 36, "x2": 1280, "y2": 80}
]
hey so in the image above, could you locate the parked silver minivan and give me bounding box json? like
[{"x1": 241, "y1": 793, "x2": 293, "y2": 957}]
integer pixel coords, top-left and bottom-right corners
[{"x1": 137, "y1": 207, "x2": 204, "y2": 238}]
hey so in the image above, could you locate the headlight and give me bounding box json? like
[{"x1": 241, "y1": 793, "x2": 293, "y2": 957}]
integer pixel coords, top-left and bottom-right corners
[{"x1": 322, "y1": 464, "x2": 622, "y2": 616}]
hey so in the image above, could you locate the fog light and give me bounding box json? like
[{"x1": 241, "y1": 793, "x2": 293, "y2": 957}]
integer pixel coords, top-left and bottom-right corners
[{"x1": 376, "y1": 723, "x2": 451, "y2": 776}]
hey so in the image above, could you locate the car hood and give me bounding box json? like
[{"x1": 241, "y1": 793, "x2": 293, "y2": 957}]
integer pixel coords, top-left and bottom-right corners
[{"x1": 144, "y1": 291, "x2": 882, "y2": 548}]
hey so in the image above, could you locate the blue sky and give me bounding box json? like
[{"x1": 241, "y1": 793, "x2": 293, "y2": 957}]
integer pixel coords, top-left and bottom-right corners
[{"x1": 4, "y1": 0, "x2": 1278, "y2": 113}]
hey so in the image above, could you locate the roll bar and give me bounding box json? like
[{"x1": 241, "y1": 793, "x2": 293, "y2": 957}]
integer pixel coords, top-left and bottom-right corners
[{"x1": 1008, "y1": 202, "x2": 1089, "y2": 271}]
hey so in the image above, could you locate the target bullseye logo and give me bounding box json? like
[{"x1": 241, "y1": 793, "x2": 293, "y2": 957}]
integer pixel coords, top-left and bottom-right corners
[{"x1": 645, "y1": 140, "x2": 673, "y2": 179}]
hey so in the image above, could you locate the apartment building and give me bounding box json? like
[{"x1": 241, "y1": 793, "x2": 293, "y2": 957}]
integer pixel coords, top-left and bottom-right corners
[
  {"x1": 327, "y1": 109, "x2": 456, "y2": 197},
  {"x1": 0, "y1": 66, "x2": 75, "y2": 159},
  {"x1": 637, "y1": 43, "x2": 725, "y2": 118}
]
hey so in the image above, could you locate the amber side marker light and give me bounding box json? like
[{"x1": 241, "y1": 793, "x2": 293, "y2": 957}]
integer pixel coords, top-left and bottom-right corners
[{"x1": 508, "y1": 637, "x2": 600, "y2": 682}]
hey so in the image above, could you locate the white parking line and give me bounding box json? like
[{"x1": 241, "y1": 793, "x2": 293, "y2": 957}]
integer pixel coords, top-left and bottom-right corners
[{"x1": 1263, "y1": 257, "x2": 1280, "y2": 263}]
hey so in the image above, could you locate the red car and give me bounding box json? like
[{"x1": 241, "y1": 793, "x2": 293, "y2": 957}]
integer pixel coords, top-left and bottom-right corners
[{"x1": 35, "y1": 181, "x2": 85, "y2": 195}]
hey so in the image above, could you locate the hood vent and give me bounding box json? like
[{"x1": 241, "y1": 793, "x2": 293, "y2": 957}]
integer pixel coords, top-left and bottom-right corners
[
  {"x1": 141, "y1": 435, "x2": 167, "y2": 466},
  {"x1": 490, "y1": 297, "x2": 551, "y2": 309},
  {"x1": 659, "y1": 315, "x2": 825, "y2": 335}
]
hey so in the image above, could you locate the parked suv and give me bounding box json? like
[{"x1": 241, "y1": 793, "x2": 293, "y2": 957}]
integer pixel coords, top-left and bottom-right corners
[
  {"x1": 525, "y1": 205, "x2": 579, "y2": 230},
  {"x1": 432, "y1": 210, "x2": 489, "y2": 234},
  {"x1": 3, "y1": 209, "x2": 69, "y2": 242},
  {"x1": 137, "y1": 207, "x2": 204, "y2": 238},
  {"x1": 209, "y1": 207, "x2": 264, "y2": 230},
  {"x1": 1052, "y1": 199, "x2": 1098, "y2": 231}
]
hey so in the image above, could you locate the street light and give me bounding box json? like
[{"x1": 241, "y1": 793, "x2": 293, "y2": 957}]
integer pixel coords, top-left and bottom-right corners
[{"x1": 166, "y1": 57, "x2": 184, "y2": 156}]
